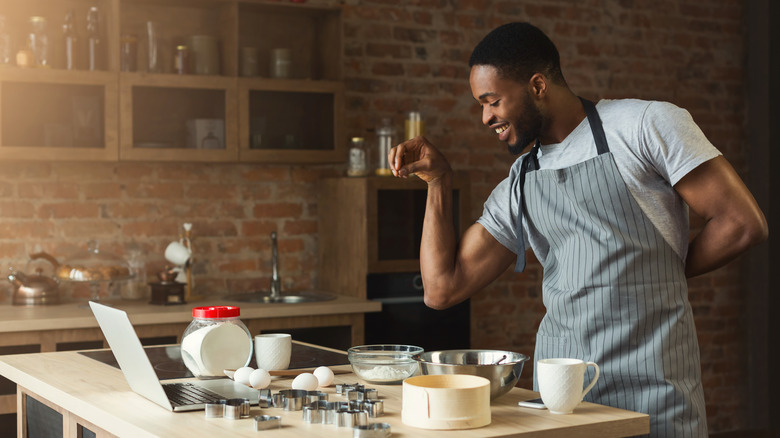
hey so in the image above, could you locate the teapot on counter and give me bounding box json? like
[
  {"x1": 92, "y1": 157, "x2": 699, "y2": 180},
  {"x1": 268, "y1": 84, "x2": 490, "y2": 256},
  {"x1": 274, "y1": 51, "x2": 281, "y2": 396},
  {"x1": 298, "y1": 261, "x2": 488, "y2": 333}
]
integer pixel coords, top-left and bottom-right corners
[{"x1": 7, "y1": 252, "x2": 61, "y2": 306}]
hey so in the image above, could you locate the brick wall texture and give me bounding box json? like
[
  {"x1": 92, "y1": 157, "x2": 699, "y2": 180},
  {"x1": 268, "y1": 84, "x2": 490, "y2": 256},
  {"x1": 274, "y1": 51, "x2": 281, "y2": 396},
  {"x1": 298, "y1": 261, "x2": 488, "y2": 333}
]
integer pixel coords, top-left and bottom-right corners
[{"x1": 0, "y1": 0, "x2": 751, "y2": 433}]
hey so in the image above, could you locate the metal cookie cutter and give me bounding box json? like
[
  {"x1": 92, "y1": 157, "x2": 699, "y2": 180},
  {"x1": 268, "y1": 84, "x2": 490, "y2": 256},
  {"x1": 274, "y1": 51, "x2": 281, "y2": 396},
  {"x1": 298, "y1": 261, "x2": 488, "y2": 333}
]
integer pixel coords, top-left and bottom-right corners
[
  {"x1": 273, "y1": 389, "x2": 308, "y2": 411},
  {"x1": 204, "y1": 400, "x2": 227, "y2": 418},
  {"x1": 302, "y1": 405, "x2": 322, "y2": 424},
  {"x1": 336, "y1": 383, "x2": 364, "y2": 395},
  {"x1": 257, "y1": 389, "x2": 272, "y2": 408},
  {"x1": 254, "y1": 415, "x2": 282, "y2": 431},
  {"x1": 338, "y1": 409, "x2": 368, "y2": 428},
  {"x1": 347, "y1": 387, "x2": 378, "y2": 401},
  {"x1": 353, "y1": 423, "x2": 392, "y2": 438},
  {"x1": 362, "y1": 400, "x2": 384, "y2": 418},
  {"x1": 224, "y1": 398, "x2": 251, "y2": 420},
  {"x1": 305, "y1": 390, "x2": 328, "y2": 404},
  {"x1": 317, "y1": 401, "x2": 348, "y2": 425}
]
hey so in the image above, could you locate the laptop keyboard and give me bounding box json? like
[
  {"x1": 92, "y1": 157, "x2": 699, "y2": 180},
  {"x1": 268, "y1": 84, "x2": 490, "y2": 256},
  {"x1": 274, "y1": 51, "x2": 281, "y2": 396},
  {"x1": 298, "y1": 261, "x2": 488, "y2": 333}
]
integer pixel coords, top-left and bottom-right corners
[{"x1": 162, "y1": 382, "x2": 223, "y2": 407}]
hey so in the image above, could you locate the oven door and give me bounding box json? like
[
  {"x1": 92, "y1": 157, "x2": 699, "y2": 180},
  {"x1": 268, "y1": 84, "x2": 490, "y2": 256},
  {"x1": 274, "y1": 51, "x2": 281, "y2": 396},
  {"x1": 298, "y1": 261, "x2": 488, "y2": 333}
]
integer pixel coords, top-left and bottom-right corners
[{"x1": 365, "y1": 272, "x2": 470, "y2": 351}]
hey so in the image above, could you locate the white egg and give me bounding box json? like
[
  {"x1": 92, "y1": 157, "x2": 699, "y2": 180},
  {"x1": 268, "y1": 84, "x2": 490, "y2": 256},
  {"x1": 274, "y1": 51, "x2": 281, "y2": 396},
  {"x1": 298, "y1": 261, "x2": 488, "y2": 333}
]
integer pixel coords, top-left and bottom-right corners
[
  {"x1": 249, "y1": 368, "x2": 272, "y2": 389},
  {"x1": 233, "y1": 366, "x2": 254, "y2": 386},
  {"x1": 292, "y1": 373, "x2": 319, "y2": 391},
  {"x1": 313, "y1": 366, "x2": 334, "y2": 387}
]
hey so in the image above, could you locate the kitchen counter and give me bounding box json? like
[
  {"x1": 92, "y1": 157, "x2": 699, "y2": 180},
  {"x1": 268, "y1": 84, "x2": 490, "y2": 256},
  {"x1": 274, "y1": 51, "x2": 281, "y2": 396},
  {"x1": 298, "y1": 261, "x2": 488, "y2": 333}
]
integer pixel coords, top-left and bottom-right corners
[
  {"x1": 0, "y1": 345, "x2": 649, "y2": 438},
  {"x1": 0, "y1": 295, "x2": 380, "y2": 353},
  {"x1": 0, "y1": 295, "x2": 380, "y2": 334},
  {"x1": 0, "y1": 296, "x2": 380, "y2": 420}
]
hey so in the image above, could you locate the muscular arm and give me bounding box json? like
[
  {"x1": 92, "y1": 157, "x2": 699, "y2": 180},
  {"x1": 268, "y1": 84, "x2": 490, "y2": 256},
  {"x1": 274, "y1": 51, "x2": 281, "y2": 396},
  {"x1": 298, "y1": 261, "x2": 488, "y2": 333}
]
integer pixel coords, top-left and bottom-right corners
[
  {"x1": 389, "y1": 136, "x2": 516, "y2": 309},
  {"x1": 675, "y1": 155, "x2": 768, "y2": 278},
  {"x1": 419, "y1": 173, "x2": 516, "y2": 309}
]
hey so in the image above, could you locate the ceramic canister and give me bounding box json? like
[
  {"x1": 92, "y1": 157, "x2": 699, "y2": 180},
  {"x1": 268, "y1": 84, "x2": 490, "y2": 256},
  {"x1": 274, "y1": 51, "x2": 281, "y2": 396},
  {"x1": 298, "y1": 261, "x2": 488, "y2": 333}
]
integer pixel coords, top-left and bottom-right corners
[{"x1": 188, "y1": 35, "x2": 220, "y2": 75}]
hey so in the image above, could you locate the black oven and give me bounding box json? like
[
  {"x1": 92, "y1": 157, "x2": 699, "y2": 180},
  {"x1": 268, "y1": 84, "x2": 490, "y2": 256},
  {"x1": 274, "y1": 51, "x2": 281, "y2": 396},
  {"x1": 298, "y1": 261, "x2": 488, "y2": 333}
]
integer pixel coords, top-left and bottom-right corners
[{"x1": 365, "y1": 277, "x2": 470, "y2": 351}]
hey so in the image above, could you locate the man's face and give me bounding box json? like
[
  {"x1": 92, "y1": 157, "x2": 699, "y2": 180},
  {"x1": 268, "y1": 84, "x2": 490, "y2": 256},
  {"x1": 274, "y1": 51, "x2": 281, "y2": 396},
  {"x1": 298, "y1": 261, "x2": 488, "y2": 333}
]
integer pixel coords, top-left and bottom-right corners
[{"x1": 469, "y1": 65, "x2": 542, "y2": 155}]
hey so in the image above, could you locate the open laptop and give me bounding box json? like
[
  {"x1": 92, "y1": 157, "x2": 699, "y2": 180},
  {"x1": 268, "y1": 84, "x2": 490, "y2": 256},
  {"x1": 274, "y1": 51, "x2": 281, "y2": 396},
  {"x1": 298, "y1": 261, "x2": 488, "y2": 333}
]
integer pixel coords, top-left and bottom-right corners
[{"x1": 89, "y1": 301, "x2": 259, "y2": 412}]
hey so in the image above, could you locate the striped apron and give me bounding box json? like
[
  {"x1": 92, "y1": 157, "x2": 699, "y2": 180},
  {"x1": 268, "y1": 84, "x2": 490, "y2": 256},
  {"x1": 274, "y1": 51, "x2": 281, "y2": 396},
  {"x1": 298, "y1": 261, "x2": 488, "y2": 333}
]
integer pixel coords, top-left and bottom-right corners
[{"x1": 518, "y1": 98, "x2": 707, "y2": 437}]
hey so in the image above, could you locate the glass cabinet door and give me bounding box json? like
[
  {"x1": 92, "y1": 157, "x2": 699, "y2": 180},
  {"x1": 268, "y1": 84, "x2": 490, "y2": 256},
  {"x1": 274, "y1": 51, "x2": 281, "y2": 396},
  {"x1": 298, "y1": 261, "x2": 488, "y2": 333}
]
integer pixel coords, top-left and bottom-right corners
[
  {"x1": 0, "y1": 69, "x2": 118, "y2": 161},
  {"x1": 119, "y1": 74, "x2": 237, "y2": 161},
  {"x1": 238, "y1": 79, "x2": 344, "y2": 163}
]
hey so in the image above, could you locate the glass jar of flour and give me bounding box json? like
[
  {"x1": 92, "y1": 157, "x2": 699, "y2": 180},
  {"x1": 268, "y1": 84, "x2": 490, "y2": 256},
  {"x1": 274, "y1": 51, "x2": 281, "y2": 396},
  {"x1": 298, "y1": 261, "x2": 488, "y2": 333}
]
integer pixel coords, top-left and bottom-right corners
[{"x1": 181, "y1": 306, "x2": 252, "y2": 378}]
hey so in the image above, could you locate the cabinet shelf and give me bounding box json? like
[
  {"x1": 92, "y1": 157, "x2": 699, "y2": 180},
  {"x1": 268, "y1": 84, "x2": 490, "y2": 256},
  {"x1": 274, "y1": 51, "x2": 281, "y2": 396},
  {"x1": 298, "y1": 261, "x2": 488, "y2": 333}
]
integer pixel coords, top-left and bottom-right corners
[{"x1": 0, "y1": 0, "x2": 343, "y2": 164}]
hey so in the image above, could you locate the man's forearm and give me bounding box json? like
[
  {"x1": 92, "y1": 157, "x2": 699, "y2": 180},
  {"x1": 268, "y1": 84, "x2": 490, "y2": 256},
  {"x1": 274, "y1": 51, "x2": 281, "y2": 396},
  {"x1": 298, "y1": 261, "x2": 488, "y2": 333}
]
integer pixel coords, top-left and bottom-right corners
[{"x1": 419, "y1": 173, "x2": 458, "y2": 307}]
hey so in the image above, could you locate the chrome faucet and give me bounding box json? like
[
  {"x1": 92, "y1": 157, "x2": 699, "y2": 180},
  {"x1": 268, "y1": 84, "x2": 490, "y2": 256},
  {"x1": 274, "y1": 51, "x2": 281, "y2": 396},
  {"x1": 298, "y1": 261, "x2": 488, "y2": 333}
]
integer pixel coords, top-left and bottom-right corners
[{"x1": 270, "y1": 231, "x2": 281, "y2": 299}]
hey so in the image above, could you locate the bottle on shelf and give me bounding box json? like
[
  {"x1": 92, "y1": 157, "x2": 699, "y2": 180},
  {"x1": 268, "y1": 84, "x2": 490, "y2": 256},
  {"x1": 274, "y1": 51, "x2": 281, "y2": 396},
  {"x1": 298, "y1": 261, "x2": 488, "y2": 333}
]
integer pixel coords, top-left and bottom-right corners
[
  {"x1": 405, "y1": 111, "x2": 425, "y2": 140},
  {"x1": 28, "y1": 16, "x2": 50, "y2": 68},
  {"x1": 86, "y1": 6, "x2": 102, "y2": 71},
  {"x1": 174, "y1": 45, "x2": 189, "y2": 75},
  {"x1": 62, "y1": 9, "x2": 79, "y2": 70},
  {"x1": 347, "y1": 137, "x2": 369, "y2": 177},
  {"x1": 120, "y1": 34, "x2": 137, "y2": 72},
  {"x1": 375, "y1": 118, "x2": 396, "y2": 176},
  {"x1": 0, "y1": 15, "x2": 11, "y2": 65}
]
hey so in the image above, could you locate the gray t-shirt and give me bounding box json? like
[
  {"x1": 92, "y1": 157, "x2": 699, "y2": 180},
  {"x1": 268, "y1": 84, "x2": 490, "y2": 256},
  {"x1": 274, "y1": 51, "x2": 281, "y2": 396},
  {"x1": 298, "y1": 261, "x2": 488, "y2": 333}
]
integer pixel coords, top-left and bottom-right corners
[{"x1": 477, "y1": 98, "x2": 722, "y2": 262}]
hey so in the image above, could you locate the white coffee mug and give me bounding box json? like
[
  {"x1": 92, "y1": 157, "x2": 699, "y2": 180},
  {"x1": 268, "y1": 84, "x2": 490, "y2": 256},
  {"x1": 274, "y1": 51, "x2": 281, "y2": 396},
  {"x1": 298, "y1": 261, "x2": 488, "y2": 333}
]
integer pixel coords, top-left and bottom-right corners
[
  {"x1": 254, "y1": 333, "x2": 291, "y2": 371},
  {"x1": 164, "y1": 241, "x2": 190, "y2": 266},
  {"x1": 537, "y1": 358, "x2": 600, "y2": 414}
]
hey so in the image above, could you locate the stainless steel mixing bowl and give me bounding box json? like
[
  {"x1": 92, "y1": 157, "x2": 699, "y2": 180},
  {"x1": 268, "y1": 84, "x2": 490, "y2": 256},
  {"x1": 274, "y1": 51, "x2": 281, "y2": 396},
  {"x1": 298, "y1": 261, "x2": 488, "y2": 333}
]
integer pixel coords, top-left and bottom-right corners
[{"x1": 413, "y1": 349, "x2": 530, "y2": 400}]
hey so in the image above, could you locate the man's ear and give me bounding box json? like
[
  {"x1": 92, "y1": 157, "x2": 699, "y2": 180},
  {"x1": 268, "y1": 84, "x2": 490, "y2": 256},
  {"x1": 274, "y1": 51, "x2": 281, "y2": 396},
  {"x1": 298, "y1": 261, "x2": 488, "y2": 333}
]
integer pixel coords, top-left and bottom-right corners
[{"x1": 529, "y1": 73, "x2": 547, "y2": 99}]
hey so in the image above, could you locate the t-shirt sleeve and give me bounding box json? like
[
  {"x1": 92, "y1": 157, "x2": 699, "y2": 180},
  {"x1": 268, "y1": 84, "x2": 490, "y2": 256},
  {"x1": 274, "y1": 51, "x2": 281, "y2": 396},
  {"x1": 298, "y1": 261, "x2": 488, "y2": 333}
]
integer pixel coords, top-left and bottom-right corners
[
  {"x1": 639, "y1": 101, "x2": 722, "y2": 185},
  {"x1": 476, "y1": 165, "x2": 529, "y2": 255}
]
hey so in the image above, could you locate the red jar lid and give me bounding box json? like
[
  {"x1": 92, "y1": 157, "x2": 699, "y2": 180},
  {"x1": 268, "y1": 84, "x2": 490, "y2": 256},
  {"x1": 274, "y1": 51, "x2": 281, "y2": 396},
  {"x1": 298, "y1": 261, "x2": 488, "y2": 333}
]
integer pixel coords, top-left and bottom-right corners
[{"x1": 192, "y1": 306, "x2": 240, "y2": 319}]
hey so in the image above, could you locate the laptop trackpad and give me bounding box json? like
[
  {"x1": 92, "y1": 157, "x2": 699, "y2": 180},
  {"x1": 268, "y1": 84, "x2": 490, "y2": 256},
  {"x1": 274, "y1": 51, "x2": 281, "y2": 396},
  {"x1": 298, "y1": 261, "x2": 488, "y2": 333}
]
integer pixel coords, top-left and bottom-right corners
[{"x1": 197, "y1": 379, "x2": 260, "y2": 403}]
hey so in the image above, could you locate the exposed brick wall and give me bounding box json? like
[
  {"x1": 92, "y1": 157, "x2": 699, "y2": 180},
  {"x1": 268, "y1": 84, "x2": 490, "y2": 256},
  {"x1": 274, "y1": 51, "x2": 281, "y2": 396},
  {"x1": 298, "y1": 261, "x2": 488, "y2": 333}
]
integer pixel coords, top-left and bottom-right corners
[
  {"x1": 0, "y1": 0, "x2": 750, "y2": 433},
  {"x1": 347, "y1": 0, "x2": 751, "y2": 433}
]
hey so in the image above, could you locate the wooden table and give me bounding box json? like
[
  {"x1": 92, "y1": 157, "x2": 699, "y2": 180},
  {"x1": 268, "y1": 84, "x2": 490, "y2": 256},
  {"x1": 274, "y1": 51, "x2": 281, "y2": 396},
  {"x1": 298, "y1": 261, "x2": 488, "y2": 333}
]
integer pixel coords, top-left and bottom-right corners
[
  {"x1": 0, "y1": 346, "x2": 649, "y2": 437},
  {"x1": 0, "y1": 296, "x2": 381, "y2": 420}
]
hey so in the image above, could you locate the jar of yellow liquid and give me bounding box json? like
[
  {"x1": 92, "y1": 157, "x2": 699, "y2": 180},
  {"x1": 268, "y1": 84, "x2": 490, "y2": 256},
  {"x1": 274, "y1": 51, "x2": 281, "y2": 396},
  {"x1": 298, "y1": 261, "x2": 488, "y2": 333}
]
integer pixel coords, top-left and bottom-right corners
[
  {"x1": 375, "y1": 118, "x2": 395, "y2": 176},
  {"x1": 404, "y1": 111, "x2": 424, "y2": 140}
]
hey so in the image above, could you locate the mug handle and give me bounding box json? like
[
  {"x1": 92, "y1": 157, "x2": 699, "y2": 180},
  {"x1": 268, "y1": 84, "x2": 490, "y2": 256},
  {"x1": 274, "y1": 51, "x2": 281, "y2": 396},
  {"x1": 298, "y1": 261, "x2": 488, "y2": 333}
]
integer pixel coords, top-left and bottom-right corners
[{"x1": 580, "y1": 362, "x2": 600, "y2": 400}]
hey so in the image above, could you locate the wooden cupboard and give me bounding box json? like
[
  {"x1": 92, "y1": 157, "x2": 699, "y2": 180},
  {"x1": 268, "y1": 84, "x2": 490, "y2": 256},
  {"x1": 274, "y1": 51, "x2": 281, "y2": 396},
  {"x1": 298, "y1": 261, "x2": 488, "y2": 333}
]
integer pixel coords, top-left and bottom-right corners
[
  {"x1": 317, "y1": 174, "x2": 472, "y2": 299},
  {"x1": 0, "y1": 0, "x2": 344, "y2": 163}
]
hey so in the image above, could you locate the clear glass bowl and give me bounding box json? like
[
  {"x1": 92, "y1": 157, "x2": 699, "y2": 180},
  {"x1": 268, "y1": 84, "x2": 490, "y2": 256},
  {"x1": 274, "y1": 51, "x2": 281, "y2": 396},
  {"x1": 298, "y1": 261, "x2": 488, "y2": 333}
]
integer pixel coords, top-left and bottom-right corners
[{"x1": 347, "y1": 344, "x2": 424, "y2": 385}]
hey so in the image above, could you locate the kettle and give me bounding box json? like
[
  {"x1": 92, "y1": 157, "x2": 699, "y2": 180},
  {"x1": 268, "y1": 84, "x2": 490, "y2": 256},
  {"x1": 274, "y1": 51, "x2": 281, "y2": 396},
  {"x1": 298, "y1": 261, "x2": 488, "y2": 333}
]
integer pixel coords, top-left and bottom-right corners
[{"x1": 7, "y1": 252, "x2": 61, "y2": 306}]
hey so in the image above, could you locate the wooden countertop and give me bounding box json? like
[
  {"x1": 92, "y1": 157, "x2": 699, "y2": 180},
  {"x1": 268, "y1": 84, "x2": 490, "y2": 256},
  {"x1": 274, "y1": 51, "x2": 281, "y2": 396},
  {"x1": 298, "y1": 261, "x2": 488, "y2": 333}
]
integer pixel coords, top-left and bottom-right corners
[
  {"x1": 0, "y1": 348, "x2": 649, "y2": 437},
  {"x1": 0, "y1": 295, "x2": 381, "y2": 333}
]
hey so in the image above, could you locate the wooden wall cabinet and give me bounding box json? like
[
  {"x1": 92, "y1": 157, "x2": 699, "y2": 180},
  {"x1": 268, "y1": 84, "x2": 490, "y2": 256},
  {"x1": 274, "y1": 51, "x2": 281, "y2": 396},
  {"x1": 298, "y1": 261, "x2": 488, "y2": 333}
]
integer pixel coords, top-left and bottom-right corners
[
  {"x1": 0, "y1": 0, "x2": 343, "y2": 163},
  {"x1": 317, "y1": 175, "x2": 471, "y2": 298}
]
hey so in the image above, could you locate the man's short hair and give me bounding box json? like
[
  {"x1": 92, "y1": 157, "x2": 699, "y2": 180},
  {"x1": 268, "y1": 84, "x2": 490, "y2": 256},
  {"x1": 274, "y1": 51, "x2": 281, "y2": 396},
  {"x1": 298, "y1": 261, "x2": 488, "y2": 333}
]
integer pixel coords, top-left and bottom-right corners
[{"x1": 469, "y1": 22, "x2": 567, "y2": 86}]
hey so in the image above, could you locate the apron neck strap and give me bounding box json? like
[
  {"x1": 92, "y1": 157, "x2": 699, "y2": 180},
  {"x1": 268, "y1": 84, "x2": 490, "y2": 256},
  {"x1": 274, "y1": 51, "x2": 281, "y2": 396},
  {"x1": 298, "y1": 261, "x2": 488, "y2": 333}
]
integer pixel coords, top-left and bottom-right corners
[{"x1": 579, "y1": 97, "x2": 610, "y2": 155}]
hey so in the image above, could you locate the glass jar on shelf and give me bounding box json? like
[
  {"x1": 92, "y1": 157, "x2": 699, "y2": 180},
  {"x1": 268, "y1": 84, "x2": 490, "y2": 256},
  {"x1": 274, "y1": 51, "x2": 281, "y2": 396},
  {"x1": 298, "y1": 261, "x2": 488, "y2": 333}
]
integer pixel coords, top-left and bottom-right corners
[
  {"x1": 375, "y1": 118, "x2": 396, "y2": 176},
  {"x1": 120, "y1": 34, "x2": 138, "y2": 72},
  {"x1": 86, "y1": 6, "x2": 103, "y2": 71},
  {"x1": 405, "y1": 111, "x2": 425, "y2": 140},
  {"x1": 62, "y1": 9, "x2": 79, "y2": 70},
  {"x1": 347, "y1": 136, "x2": 369, "y2": 177},
  {"x1": 0, "y1": 15, "x2": 11, "y2": 65},
  {"x1": 28, "y1": 16, "x2": 50, "y2": 68}
]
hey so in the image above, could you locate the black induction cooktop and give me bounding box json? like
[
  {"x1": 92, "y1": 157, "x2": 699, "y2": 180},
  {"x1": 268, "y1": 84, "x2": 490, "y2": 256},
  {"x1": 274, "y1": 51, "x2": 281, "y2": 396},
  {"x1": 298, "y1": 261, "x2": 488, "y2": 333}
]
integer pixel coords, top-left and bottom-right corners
[{"x1": 79, "y1": 342, "x2": 349, "y2": 380}]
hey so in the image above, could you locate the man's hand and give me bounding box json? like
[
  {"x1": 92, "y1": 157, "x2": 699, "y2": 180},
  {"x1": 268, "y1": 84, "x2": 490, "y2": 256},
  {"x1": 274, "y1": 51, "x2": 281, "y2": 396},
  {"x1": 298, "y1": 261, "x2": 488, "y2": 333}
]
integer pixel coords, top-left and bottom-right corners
[{"x1": 388, "y1": 136, "x2": 453, "y2": 184}]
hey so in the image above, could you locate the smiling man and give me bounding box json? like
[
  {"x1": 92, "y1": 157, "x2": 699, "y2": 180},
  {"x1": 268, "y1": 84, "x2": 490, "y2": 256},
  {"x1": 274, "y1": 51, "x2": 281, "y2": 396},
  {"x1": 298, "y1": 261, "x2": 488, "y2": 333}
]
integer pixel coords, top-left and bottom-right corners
[{"x1": 388, "y1": 22, "x2": 767, "y2": 438}]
